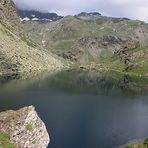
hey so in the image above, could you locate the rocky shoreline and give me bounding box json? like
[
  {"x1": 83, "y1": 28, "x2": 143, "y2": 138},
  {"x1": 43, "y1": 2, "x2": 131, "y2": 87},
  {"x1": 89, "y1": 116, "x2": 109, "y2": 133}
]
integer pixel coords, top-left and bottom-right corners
[{"x1": 122, "y1": 139, "x2": 148, "y2": 148}]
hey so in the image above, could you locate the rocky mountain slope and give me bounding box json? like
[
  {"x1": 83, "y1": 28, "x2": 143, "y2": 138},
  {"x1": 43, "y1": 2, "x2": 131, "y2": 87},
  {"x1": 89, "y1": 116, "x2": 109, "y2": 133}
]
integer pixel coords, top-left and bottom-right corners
[
  {"x1": 0, "y1": 0, "x2": 23, "y2": 36},
  {"x1": 0, "y1": 106, "x2": 49, "y2": 148},
  {"x1": 21, "y1": 12, "x2": 148, "y2": 76},
  {"x1": 0, "y1": 0, "x2": 63, "y2": 77}
]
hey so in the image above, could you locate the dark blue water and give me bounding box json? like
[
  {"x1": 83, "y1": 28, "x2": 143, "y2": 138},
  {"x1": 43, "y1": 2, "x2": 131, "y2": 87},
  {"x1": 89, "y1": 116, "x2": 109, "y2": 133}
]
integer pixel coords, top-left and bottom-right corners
[{"x1": 0, "y1": 70, "x2": 148, "y2": 148}]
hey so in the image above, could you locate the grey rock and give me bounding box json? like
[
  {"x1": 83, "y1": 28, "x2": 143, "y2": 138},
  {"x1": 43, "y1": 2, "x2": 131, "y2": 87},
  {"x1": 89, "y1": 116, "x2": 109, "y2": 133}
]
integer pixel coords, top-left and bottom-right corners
[{"x1": 0, "y1": 106, "x2": 50, "y2": 148}]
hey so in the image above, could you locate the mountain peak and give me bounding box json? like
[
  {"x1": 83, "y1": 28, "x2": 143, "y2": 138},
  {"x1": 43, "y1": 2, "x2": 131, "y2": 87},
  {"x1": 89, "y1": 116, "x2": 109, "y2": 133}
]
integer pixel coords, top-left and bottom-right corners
[
  {"x1": 17, "y1": 9, "x2": 63, "y2": 22},
  {"x1": 75, "y1": 12, "x2": 101, "y2": 17}
]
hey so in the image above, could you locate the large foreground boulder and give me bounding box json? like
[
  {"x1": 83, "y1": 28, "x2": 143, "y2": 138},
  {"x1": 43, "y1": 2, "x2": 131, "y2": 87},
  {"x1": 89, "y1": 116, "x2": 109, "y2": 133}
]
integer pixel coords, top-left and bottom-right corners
[{"x1": 0, "y1": 106, "x2": 50, "y2": 148}]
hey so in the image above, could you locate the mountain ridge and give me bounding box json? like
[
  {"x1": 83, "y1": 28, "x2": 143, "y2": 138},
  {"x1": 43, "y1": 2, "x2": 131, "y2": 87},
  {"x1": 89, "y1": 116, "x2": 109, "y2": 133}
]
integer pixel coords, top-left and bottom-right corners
[
  {"x1": 20, "y1": 11, "x2": 148, "y2": 76},
  {"x1": 16, "y1": 9, "x2": 132, "y2": 23},
  {"x1": 17, "y1": 9, "x2": 63, "y2": 22}
]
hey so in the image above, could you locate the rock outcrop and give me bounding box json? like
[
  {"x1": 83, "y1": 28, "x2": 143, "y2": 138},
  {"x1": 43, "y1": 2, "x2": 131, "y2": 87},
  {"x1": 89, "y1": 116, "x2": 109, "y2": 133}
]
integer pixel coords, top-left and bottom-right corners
[
  {"x1": 0, "y1": 106, "x2": 50, "y2": 148},
  {"x1": 79, "y1": 36, "x2": 127, "y2": 50}
]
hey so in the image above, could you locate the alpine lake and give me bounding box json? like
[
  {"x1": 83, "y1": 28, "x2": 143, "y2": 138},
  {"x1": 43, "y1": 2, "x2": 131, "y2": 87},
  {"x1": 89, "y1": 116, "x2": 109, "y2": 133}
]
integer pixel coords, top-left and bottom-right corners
[{"x1": 0, "y1": 69, "x2": 148, "y2": 148}]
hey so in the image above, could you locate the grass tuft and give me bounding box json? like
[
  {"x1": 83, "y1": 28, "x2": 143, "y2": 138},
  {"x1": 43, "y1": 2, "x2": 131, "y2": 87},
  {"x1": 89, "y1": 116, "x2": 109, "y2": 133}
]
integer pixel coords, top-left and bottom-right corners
[
  {"x1": 0, "y1": 131, "x2": 15, "y2": 148},
  {"x1": 26, "y1": 124, "x2": 33, "y2": 132}
]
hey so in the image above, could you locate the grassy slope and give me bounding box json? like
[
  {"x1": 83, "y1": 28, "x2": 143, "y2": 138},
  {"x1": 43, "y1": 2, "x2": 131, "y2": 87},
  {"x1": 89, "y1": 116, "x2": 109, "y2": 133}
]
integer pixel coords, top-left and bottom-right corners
[
  {"x1": 23, "y1": 16, "x2": 148, "y2": 76},
  {"x1": 105, "y1": 46, "x2": 148, "y2": 76},
  {"x1": 23, "y1": 16, "x2": 148, "y2": 46},
  {"x1": 0, "y1": 22, "x2": 63, "y2": 76}
]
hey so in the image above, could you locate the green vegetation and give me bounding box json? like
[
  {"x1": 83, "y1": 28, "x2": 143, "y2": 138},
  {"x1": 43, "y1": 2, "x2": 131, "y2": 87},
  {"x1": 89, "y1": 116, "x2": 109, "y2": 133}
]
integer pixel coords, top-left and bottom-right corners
[
  {"x1": 0, "y1": 21, "x2": 14, "y2": 33},
  {"x1": 126, "y1": 139, "x2": 148, "y2": 148},
  {"x1": 0, "y1": 21, "x2": 63, "y2": 76},
  {"x1": 127, "y1": 20, "x2": 145, "y2": 27},
  {"x1": 26, "y1": 124, "x2": 33, "y2": 132},
  {"x1": 52, "y1": 40, "x2": 76, "y2": 53},
  {"x1": 21, "y1": 35, "x2": 37, "y2": 48},
  {"x1": 22, "y1": 14, "x2": 148, "y2": 76},
  {"x1": 0, "y1": 26, "x2": 14, "y2": 38},
  {"x1": 0, "y1": 131, "x2": 15, "y2": 148},
  {"x1": 32, "y1": 141, "x2": 36, "y2": 144}
]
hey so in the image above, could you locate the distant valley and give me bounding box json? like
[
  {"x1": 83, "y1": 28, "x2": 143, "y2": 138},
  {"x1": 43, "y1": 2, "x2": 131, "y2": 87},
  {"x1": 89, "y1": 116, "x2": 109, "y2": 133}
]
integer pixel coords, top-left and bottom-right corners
[{"x1": 17, "y1": 9, "x2": 148, "y2": 76}]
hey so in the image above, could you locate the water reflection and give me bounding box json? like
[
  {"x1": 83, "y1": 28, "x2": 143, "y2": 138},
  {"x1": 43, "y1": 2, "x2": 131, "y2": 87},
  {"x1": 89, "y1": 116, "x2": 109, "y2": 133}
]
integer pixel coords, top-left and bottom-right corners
[
  {"x1": 38, "y1": 69, "x2": 148, "y2": 96},
  {"x1": 0, "y1": 69, "x2": 148, "y2": 96}
]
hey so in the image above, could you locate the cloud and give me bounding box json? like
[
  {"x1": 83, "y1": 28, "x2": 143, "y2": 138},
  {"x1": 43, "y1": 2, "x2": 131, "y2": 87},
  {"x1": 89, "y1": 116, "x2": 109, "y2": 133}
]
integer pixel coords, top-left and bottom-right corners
[{"x1": 13, "y1": 0, "x2": 148, "y2": 22}]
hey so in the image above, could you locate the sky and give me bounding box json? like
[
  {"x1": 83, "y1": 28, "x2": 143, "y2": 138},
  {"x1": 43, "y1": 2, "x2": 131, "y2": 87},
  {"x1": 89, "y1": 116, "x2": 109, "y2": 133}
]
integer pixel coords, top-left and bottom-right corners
[{"x1": 13, "y1": 0, "x2": 148, "y2": 22}]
